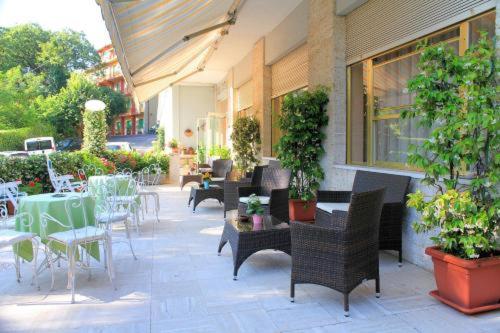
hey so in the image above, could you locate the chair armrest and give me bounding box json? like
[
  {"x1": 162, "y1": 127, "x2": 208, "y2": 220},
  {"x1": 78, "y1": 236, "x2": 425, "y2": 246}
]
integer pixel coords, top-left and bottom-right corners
[
  {"x1": 317, "y1": 190, "x2": 351, "y2": 203},
  {"x1": 238, "y1": 186, "x2": 261, "y2": 198},
  {"x1": 57, "y1": 174, "x2": 74, "y2": 181}
]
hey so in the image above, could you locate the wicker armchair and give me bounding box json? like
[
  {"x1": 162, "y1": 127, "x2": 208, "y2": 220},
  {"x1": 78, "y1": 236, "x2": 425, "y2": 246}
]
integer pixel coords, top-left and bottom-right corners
[
  {"x1": 237, "y1": 168, "x2": 291, "y2": 222},
  {"x1": 209, "y1": 159, "x2": 233, "y2": 187},
  {"x1": 268, "y1": 159, "x2": 281, "y2": 168},
  {"x1": 316, "y1": 171, "x2": 410, "y2": 265},
  {"x1": 291, "y1": 188, "x2": 386, "y2": 317},
  {"x1": 223, "y1": 165, "x2": 268, "y2": 217}
]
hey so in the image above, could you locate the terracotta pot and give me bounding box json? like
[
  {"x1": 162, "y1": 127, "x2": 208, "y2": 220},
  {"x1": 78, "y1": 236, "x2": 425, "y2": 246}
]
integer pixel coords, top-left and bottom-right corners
[
  {"x1": 425, "y1": 246, "x2": 500, "y2": 314},
  {"x1": 7, "y1": 201, "x2": 15, "y2": 215},
  {"x1": 289, "y1": 199, "x2": 316, "y2": 222}
]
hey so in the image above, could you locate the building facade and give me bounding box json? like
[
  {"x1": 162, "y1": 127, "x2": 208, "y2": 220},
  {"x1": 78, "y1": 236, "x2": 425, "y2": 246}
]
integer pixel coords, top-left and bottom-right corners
[{"x1": 95, "y1": 45, "x2": 144, "y2": 136}]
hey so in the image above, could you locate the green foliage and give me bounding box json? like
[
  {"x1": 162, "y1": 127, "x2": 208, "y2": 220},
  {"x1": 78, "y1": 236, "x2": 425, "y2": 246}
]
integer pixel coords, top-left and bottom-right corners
[
  {"x1": 0, "y1": 67, "x2": 45, "y2": 129},
  {"x1": 168, "y1": 138, "x2": 178, "y2": 148},
  {"x1": 197, "y1": 145, "x2": 207, "y2": 164},
  {"x1": 154, "y1": 127, "x2": 165, "y2": 152},
  {"x1": 0, "y1": 24, "x2": 99, "y2": 94},
  {"x1": 0, "y1": 123, "x2": 55, "y2": 151},
  {"x1": 82, "y1": 108, "x2": 107, "y2": 155},
  {"x1": 403, "y1": 33, "x2": 499, "y2": 259},
  {"x1": 275, "y1": 87, "x2": 329, "y2": 201},
  {"x1": 209, "y1": 145, "x2": 231, "y2": 160},
  {"x1": 0, "y1": 151, "x2": 169, "y2": 193},
  {"x1": 40, "y1": 73, "x2": 127, "y2": 137},
  {"x1": 230, "y1": 116, "x2": 261, "y2": 173},
  {"x1": 245, "y1": 194, "x2": 265, "y2": 216}
]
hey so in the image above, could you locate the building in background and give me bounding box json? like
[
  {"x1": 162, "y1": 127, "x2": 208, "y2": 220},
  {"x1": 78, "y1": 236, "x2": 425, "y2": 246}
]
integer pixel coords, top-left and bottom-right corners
[{"x1": 93, "y1": 44, "x2": 145, "y2": 136}]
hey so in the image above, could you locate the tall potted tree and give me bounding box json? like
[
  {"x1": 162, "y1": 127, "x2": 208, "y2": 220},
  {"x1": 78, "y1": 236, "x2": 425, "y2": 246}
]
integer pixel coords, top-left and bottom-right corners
[
  {"x1": 403, "y1": 33, "x2": 499, "y2": 314},
  {"x1": 275, "y1": 87, "x2": 329, "y2": 221},
  {"x1": 231, "y1": 116, "x2": 261, "y2": 176}
]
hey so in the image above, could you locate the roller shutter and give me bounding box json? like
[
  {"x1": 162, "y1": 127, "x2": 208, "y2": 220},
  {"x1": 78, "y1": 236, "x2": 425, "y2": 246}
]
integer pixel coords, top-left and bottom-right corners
[
  {"x1": 346, "y1": 0, "x2": 495, "y2": 64},
  {"x1": 271, "y1": 43, "x2": 308, "y2": 98}
]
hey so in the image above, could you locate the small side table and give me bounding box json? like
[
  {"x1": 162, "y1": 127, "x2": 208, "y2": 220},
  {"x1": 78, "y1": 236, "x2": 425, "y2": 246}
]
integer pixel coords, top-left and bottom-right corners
[
  {"x1": 188, "y1": 185, "x2": 224, "y2": 213},
  {"x1": 180, "y1": 174, "x2": 202, "y2": 190}
]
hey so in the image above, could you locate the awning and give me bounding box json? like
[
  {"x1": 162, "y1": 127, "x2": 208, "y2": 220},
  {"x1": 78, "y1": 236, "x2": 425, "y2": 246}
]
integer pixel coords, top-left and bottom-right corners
[{"x1": 97, "y1": 0, "x2": 243, "y2": 102}]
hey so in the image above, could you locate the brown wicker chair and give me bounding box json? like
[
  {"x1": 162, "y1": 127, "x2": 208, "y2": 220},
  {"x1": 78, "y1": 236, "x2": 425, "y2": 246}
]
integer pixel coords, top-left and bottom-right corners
[
  {"x1": 237, "y1": 168, "x2": 291, "y2": 222},
  {"x1": 268, "y1": 159, "x2": 281, "y2": 168},
  {"x1": 209, "y1": 159, "x2": 233, "y2": 187},
  {"x1": 316, "y1": 171, "x2": 410, "y2": 265},
  {"x1": 291, "y1": 187, "x2": 386, "y2": 317},
  {"x1": 223, "y1": 165, "x2": 268, "y2": 217}
]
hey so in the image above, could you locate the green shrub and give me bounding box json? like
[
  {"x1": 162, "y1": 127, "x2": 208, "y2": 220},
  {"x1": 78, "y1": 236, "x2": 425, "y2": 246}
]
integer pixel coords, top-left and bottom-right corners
[
  {"x1": 0, "y1": 150, "x2": 169, "y2": 193},
  {"x1": 230, "y1": 116, "x2": 261, "y2": 173},
  {"x1": 208, "y1": 145, "x2": 231, "y2": 160}
]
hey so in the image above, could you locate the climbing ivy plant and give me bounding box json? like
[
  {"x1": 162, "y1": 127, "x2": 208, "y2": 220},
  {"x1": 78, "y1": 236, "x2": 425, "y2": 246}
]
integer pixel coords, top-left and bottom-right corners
[
  {"x1": 403, "y1": 33, "x2": 499, "y2": 259},
  {"x1": 275, "y1": 87, "x2": 329, "y2": 201}
]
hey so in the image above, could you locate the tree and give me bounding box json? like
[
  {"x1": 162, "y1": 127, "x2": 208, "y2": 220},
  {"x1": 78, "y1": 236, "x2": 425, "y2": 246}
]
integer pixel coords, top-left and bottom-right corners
[
  {"x1": 0, "y1": 24, "x2": 50, "y2": 73},
  {"x1": 40, "y1": 73, "x2": 128, "y2": 138},
  {"x1": 0, "y1": 67, "x2": 45, "y2": 129},
  {"x1": 275, "y1": 88, "x2": 329, "y2": 201},
  {"x1": 230, "y1": 116, "x2": 261, "y2": 173},
  {"x1": 0, "y1": 24, "x2": 99, "y2": 94}
]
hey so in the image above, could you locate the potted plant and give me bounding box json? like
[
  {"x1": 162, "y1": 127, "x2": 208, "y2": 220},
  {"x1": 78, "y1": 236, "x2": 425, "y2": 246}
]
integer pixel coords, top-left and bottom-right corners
[
  {"x1": 275, "y1": 87, "x2": 329, "y2": 221},
  {"x1": 246, "y1": 194, "x2": 265, "y2": 226},
  {"x1": 201, "y1": 172, "x2": 211, "y2": 189},
  {"x1": 403, "y1": 33, "x2": 499, "y2": 314},
  {"x1": 230, "y1": 116, "x2": 261, "y2": 177},
  {"x1": 168, "y1": 138, "x2": 179, "y2": 154}
]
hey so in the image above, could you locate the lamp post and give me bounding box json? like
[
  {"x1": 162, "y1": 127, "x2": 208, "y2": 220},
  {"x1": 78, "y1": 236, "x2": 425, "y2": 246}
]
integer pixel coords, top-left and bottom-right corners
[{"x1": 83, "y1": 99, "x2": 107, "y2": 154}]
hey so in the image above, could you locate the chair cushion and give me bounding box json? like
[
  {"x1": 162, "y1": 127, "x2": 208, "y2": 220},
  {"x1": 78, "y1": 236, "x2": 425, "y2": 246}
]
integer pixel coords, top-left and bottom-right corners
[
  {"x1": 48, "y1": 226, "x2": 106, "y2": 244},
  {"x1": 199, "y1": 168, "x2": 213, "y2": 173},
  {"x1": 211, "y1": 177, "x2": 225, "y2": 182},
  {"x1": 114, "y1": 195, "x2": 138, "y2": 203},
  {"x1": 96, "y1": 211, "x2": 129, "y2": 224},
  {"x1": 316, "y1": 202, "x2": 350, "y2": 213},
  {"x1": 0, "y1": 229, "x2": 34, "y2": 247},
  {"x1": 239, "y1": 196, "x2": 270, "y2": 205}
]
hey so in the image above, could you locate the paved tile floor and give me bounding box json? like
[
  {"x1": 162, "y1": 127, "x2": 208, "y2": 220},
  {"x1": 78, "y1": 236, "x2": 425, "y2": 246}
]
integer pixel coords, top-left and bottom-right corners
[{"x1": 0, "y1": 185, "x2": 498, "y2": 332}]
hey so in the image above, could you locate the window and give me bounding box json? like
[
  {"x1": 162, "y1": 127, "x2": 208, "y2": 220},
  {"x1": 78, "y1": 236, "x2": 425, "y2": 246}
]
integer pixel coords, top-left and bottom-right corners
[{"x1": 347, "y1": 11, "x2": 495, "y2": 169}]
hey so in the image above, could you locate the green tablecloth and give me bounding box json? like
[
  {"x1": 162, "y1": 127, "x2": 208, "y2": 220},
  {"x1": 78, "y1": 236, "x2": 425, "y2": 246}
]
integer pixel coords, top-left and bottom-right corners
[
  {"x1": 15, "y1": 193, "x2": 99, "y2": 262},
  {"x1": 88, "y1": 175, "x2": 140, "y2": 212}
]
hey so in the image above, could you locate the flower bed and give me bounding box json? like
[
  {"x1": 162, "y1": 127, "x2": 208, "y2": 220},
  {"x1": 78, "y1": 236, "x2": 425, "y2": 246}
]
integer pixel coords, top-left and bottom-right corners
[{"x1": 0, "y1": 150, "x2": 169, "y2": 193}]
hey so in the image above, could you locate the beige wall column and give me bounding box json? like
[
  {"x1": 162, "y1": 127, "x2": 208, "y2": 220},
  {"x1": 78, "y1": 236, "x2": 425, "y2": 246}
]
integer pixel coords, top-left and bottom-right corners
[
  {"x1": 308, "y1": 0, "x2": 347, "y2": 189},
  {"x1": 252, "y1": 38, "x2": 272, "y2": 157},
  {"x1": 226, "y1": 69, "x2": 235, "y2": 148}
]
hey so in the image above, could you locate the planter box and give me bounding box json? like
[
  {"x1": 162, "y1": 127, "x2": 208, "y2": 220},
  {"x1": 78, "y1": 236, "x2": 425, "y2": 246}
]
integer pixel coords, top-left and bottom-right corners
[
  {"x1": 426, "y1": 246, "x2": 500, "y2": 314},
  {"x1": 289, "y1": 199, "x2": 316, "y2": 222}
]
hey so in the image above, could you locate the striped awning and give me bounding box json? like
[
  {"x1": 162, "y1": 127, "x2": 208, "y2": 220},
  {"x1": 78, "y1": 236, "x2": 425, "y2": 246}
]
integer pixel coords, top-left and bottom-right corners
[{"x1": 97, "y1": 0, "x2": 242, "y2": 102}]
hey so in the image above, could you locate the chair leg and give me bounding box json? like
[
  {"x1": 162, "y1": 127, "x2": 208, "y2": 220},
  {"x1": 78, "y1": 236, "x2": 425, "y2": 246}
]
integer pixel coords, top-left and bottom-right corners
[
  {"x1": 290, "y1": 282, "x2": 295, "y2": 302},
  {"x1": 376, "y1": 276, "x2": 380, "y2": 298},
  {"x1": 31, "y1": 238, "x2": 40, "y2": 290},
  {"x1": 124, "y1": 219, "x2": 137, "y2": 260},
  {"x1": 45, "y1": 246, "x2": 55, "y2": 291},
  {"x1": 343, "y1": 293, "x2": 349, "y2": 317},
  {"x1": 154, "y1": 194, "x2": 160, "y2": 223},
  {"x1": 14, "y1": 251, "x2": 21, "y2": 283},
  {"x1": 398, "y1": 250, "x2": 403, "y2": 267}
]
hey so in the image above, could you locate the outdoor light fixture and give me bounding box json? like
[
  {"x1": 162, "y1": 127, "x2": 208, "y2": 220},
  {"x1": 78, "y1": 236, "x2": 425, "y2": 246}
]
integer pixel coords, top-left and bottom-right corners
[{"x1": 85, "y1": 99, "x2": 106, "y2": 112}]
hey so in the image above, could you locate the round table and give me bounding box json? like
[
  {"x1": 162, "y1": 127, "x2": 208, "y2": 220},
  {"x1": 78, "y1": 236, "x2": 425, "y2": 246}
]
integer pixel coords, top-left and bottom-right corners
[{"x1": 15, "y1": 193, "x2": 99, "y2": 262}]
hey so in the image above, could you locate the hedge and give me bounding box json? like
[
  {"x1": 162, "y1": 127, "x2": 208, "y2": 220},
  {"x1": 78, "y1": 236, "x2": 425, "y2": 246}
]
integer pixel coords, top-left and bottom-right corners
[
  {"x1": 0, "y1": 124, "x2": 55, "y2": 151},
  {"x1": 0, "y1": 150, "x2": 169, "y2": 193}
]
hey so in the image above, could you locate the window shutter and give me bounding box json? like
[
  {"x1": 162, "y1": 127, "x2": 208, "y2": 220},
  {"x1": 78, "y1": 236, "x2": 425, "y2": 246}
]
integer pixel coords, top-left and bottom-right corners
[
  {"x1": 271, "y1": 43, "x2": 308, "y2": 98},
  {"x1": 237, "y1": 80, "x2": 253, "y2": 111},
  {"x1": 345, "y1": 0, "x2": 495, "y2": 64}
]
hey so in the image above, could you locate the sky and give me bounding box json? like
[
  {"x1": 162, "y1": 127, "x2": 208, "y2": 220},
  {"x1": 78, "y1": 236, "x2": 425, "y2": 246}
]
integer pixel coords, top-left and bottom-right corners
[{"x1": 0, "y1": 0, "x2": 111, "y2": 49}]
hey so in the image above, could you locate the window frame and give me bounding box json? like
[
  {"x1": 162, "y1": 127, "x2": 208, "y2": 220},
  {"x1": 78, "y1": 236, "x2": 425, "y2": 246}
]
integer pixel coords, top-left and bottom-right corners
[{"x1": 346, "y1": 10, "x2": 494, "y2": 170}]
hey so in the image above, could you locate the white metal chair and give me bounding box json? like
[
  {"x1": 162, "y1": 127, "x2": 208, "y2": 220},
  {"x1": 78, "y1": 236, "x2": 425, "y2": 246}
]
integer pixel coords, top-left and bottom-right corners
[
  {"x1": 93, "y1": 177, "x2": 137, "y2": 260},
  {"x1": 0, "y1": 211, "x2": 40, "y2": 289},
  {"x1": 0, "y1": 179, "x2": 26, "y2": 229},
  {"x1": 40, "y1": 191, "x2": 114, "y2": 303},
  {"x1": 46, "y1": 157, "x2": 82, "y2": 193},
  {"x1": 137, "y1": 166, "x2": 160, "y2": 223}
]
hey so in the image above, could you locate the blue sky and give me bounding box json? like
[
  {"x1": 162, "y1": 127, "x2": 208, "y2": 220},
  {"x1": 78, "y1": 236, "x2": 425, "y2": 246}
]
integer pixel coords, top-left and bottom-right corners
[{"x1": 0, "y1": 0, "x2": 111, "y2": 49}]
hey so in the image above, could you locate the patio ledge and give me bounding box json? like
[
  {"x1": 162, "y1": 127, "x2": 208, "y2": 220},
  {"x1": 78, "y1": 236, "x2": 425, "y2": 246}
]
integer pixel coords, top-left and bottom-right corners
[{"x1": 333, "y1": 164, "x2": 425, "y2": 179}]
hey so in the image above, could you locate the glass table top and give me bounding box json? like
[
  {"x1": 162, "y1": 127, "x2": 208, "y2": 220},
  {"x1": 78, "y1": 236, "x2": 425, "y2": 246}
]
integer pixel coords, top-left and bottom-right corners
[{"x1": 225, "y1": 210, "x2": 289, "y2": 233}]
